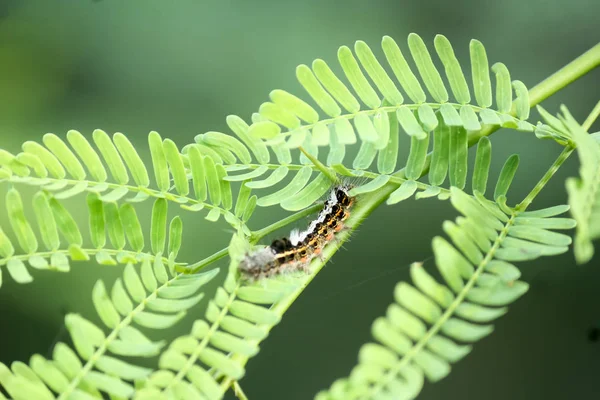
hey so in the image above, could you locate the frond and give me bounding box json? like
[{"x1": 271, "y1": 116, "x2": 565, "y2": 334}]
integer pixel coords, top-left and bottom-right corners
[
  {"x1": 0, "y1": 35, "x2": 535, "y2": 220},
  {"x1": 251, "y1": 34, "x2": 534, "y2": 150},
  {"x1": 0, "y1": 130, "x2": 249, "y2": 231},
  {"x1": 134, "y1": 234, "x2": 300, "y2": 399},
  {"x1": 192, "y1": 34, "x2": 536, "y2": 211},
  {"x1": 555, "y1": 104, "x2": 600, "y2": 263},
  {"x1": 0, "y1": 192, "x2": 185, "y2": 287},
  {"x1": 315, "y1": 187, "x2": 575, "y2": 399},
  {"x1": 0, "y1": 256, "x2": 219, "y2": 399}
]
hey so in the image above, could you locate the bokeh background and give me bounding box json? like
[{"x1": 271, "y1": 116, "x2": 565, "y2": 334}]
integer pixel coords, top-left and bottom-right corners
[{"x1": 1, "y1": 0, "x2": 599, "y2": 399}]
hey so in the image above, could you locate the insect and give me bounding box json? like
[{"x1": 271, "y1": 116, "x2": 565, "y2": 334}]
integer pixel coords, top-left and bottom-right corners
[{"x1": 238, "y1": 182, "x2": 356, "y2": 280}]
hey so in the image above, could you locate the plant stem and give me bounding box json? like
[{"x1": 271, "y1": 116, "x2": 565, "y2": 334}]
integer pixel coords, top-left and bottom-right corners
[
  {"x1": 516, "y1": 146, "x2": 575, "y2": 211},
  {"x1": 298, "y1": 146, "x2": 338, "y2": 183},
  {"x1": 528, "y1": 42, "x2": 600, "y2": 107},
  {"x1": 582, "y1": 100, "x2": 600, "y2": 131}
]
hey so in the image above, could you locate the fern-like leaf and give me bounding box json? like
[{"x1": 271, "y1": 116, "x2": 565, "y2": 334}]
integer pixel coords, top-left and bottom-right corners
[
  {"x1": 0, "y1": 190, "x2": 193, "y2": 287},
  {"x1": 205, "y1": 35, "x2": 538, "y2": 212},
  {"x1": 0, "y1": 130, "x2": 251, "y2": 232},
  {"x1": 315, "y1": 188, "x2": 575, "y2": 399},
  {"x1": 254, "y1": 34, "x2": 531, "y2": 165},
  {"x1": 135, "y1": 234, "x2": 299, "y2": 399},
  {"x1": 558, "y1": 105, "x2": 600, "y2": 263},
  {"x1": 0, "y1": 251, "x2": 218, "y2": 399}
]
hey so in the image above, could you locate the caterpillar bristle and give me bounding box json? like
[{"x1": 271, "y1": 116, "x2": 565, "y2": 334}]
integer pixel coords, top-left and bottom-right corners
[{"x1": 238, "y1": 180, "x2": 357, "y2": 281}]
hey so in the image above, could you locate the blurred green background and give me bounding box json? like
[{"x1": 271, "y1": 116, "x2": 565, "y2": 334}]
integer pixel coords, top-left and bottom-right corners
[{"x1": 0, "y1": 0, "x2": 599, "y2": 399}]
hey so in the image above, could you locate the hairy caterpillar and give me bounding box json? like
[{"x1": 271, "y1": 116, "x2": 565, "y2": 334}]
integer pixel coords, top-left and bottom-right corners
[{"x1": 239, "y1": 182, "x2": 356, "y2": 280}]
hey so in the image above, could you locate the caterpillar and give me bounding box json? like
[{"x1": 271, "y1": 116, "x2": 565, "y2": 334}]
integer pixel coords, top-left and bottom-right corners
[{"x1": 238, "y1": 182, "x2": 356, "y2": 280}]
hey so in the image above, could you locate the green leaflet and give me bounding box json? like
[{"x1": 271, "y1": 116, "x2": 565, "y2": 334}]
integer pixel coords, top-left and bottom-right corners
[
  {"x1": 234, "y1": 181, "x2": 252, "y2": 219},
  {"x1": 335, "y1": 118, "x2": 357, "y2": 145},
  {"x1": 460, "y1": 105, "x2": 481, "y2": 131},
  {"x1": 248, "y1": 120, "x2": 281, "y2": 139},
  {"x1": 397, "y1": 106, "x2": 427, "y2": 139},
  {"x1": 201, "y1": 131, "x2": 253, "y2": 164},
  {"x1": 405, "y1": 133, "x2": 430, "y2": 180},
  {"x1": 187, "y1": 145, "x2": 207, "y2": 202},
  {"x1": 439, "y1": 103, "x2": 462, "y2": 126},
  {"x1": 216, "y1": 164, "x2": 233, "y2": 210},
  {"x1": 245, "y1": 166, "x2": 289, "y2": 189},
  {"x1": 434, "y1": 35, "x2": 470, "y2": 104},
  {"x1": 103, "y1": 202, "x2": 126, "y2": 250},
  {"x1": 257, "y1": 166, "x2": 312, "y2": 207},
  {"x1": 203, "y1": 156, "x2": 221, "y2": 206},
  {"x1": 352, "y1": 141, "x2": 377, "y2": 170},
  {"x1": 270, "y1": 89, "x2": 319, "y2": 124},
  {"x1": 296, "y1": 64, "x2": 341, "y2": 118},
  {"x1": 312, "y1": 59, "x2": 360, "y2": 113},
  {"x1": 327, "y1": 128, "x2": 347, "y2": 167},
  {"x1": 470, "y1": 39, "x2": 492, "y2": 108},
  {"x1": 148, "y1": 131, "x2": 170, "y2": 192},
  {"x1": 113, "y1": 133, "x2": 150, "y2": 187},
  {"x1": 163, "y1": 139, "x2": 189, "y2": 196},
  {"x1": 151, "y1": 198, "x2": 168, "y2": 255},
  {"x1": 312, "y1": 122, "x2": 330, "y2": 146},
  {"x1": 355, "y1": 40, "x2": 404, "y2": 105},
  {"x1": 350, "y1": 175, "x2": 390, "y2": 196},
  {"x1": 353, "y1": 113, "x2": 379, "y2": 142},
  {"x1": 387, "y1": 180, "x2": 418, "y2": 205},
  {"x1": 491, "y1": 63, "x2": 512, "y2": 113},
  {"x1": 93, "y1": 129, "x2": 129, "y2": 185},
  {"x1": 43, "y1": 133, "x2": 86, "y2": 180},
  {"x1": 512, "y1": 80, "x2": 530, "y2": 120},
  {"x1": 32, "y1": 192, "x2": 60, "y2": 251},
  {"x1": 22, "y1": 141, "x2": 66, "y2": 179},
  {"x1": 429, "y1": 113, "x2": 450, "y2": 186},
  {"x1": 87, "y1": 193, "x2": 106, "y2": 249},
  {"x1": 6, "y1": 189, "x2": 38, "y2": 254},
  {"x1": 408, "y1": 33, "x2": 448, "y2": 103},
  {"x1": 224, "y1": 165, "x2": 269, "y2": 182},
  {"x1": 472, "y1": 137, "x2": 492, "y2": 195},
  {"x1": 373, "y1": 110, "x2": 391, "y2": 150},
  {"x1": 382, "y1": 35, "x2": 426, "y2": 104},
  {"x1": 16, "y1": 152, "x2": 47, "y2": 178},
  {"x1": 494, "y1": 155, "x2": 519, "y2": 202},
  {"x1": 226, "y1": 115, "x2": 270, "y2": 164},
  {"x1": 280, "y1": 173, "x2": 331, "y2": 211},
  {"x1": 376, "y1": 109, "x2": 399, "y2": 174},
  {"x1": 120, "y1": 204, "x2": 144, "y2": 252},
  {"x1": 338, "y1": 45, "x2": 381, "y2": 109},
  {"x1": 417, "y1": 104, "x2": 438, "y2": 132},
  {"x1": 448, "y1": 126, "x2": 468, "y2": 189},
  {"x1": 168, "y1": 217, "x2": 183, "y2": 259},
  {"x1": 258, "y1": 102, "x2": 301, "y2": 129}
]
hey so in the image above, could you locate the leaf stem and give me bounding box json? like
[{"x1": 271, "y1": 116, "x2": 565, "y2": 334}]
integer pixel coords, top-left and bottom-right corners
[
  {"x1": 527, "y1": 42, "x2": 600, "y2": 107},
  {"x1": 582, "y1": 100, "x2": 600, "y2": 131},
  {"x1": 516, "y1": 146, "x2": 575, "y2": 211},
  {"x1": 298, "y1": 146, "x2": 338, "y2": 183}
]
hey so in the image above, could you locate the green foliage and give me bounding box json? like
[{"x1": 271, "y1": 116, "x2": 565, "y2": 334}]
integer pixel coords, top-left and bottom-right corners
[
  {"x1": 315, "y1": 189, "x2": 573, "y2": 400},
  {"x1": 559, "y1": 104, "x2": 600, "y2": 263},
  {"x1": 0, "y1": 256, "x2": 218, "y2": 400},
  {"x1": 0, "y1": 33, "x2": 598, "y2": 400}
]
